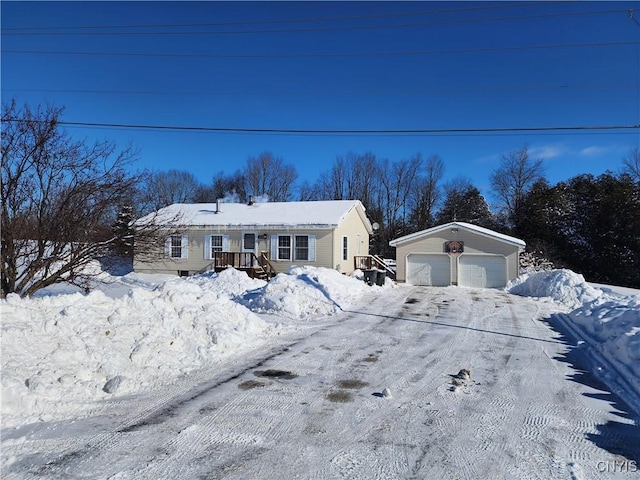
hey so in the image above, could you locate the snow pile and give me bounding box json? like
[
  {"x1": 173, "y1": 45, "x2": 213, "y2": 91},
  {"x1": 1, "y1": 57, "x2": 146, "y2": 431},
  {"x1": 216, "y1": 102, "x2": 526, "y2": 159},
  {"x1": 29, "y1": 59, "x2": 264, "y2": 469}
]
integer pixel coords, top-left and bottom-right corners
[
  {"x1": 1, "y1": 266, "x2": 382, "y2": 427},
  {"x1": 508, "y1": 269, "x2": 603, "y2": 310},
  {"x1": 0, "y1": 271, "x2": 274, "y2": 426},
  {"x1": 238, "y1": 266, "x2": 379, "y2": 319},
  {"x1": 572, "y1": 294, "x2": 640, "y2": 371},
  {"x1": 509, "y1": 269, "x2": 640, "y2": 393}
]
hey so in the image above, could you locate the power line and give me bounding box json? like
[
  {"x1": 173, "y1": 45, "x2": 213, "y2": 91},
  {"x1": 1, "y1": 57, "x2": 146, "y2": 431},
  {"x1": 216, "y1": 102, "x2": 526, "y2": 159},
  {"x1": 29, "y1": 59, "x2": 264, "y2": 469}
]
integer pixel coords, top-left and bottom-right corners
[
  {"x1": 1, "y1": 8, "x2": 624, "y2": 36},
  {"x1": 5, "y1": 82, "x2": 638, "y2": 97},
  {"x1": 45, "y1": 121, "x2": 640, "y2": 136},
  {"x1": 4, "y1": 41, "x2": 637, "y2": 59},
  {"x1": 1, "y1": 2, "x2": 552, "y2": 31}
]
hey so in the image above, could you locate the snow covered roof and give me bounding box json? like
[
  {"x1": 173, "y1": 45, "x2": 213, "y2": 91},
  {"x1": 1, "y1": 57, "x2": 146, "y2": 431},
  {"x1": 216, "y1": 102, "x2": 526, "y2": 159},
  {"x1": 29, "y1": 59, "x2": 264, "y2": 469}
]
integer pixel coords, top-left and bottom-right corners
[
  {"x1": 389, "y1": 221, "x2": 526, "y2": 249},
  {"x1": 137, "y1": 200, "x2": 373, "y2": 232}
]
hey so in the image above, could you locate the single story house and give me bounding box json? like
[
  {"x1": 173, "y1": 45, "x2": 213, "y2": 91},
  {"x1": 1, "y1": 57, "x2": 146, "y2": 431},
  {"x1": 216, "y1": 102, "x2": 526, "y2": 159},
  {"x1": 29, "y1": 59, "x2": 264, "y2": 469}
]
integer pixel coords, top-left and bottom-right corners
[
  {"x1": 389, "y1": 222, "x2": 525, "y2": 288},
  {"x1": 134, "y1": 199, "x2": 374, "y2": 277}
]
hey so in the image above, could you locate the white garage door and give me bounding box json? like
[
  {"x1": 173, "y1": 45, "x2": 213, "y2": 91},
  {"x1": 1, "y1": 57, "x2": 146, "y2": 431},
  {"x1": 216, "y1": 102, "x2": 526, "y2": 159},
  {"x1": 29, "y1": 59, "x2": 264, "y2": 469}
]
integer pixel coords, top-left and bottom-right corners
[
  {"x1": 406, "y1": 254, "x2": 451, "y2": 286},
  {"x1": 458, "y1": 255, "x2": 507, "y2": 288}
]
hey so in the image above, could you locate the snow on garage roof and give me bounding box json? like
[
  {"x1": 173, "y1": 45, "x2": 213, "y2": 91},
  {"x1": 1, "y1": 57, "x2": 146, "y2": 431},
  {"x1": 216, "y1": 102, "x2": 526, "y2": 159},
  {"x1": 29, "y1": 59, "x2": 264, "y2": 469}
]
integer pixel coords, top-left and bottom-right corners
[
  {"x1": 389, "y1": 222, "x2": 526, "y2": 249},
  {"x1": 137, "y1": 200, "x2": 373, "y2": 231}
]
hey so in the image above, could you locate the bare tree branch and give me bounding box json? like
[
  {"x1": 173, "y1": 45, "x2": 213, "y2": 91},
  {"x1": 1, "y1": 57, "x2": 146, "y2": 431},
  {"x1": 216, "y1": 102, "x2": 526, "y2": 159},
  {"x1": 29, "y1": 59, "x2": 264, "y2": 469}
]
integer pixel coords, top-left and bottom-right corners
[
  {"x1": 1, "y1": 100, "x2": 164, "y2": 297},
  {"x1": 490, "y1": 146, "x2": 545, "y2": 231},
  {"x1": 622, "y1": 146, "x2": 640, "y2": 182}
]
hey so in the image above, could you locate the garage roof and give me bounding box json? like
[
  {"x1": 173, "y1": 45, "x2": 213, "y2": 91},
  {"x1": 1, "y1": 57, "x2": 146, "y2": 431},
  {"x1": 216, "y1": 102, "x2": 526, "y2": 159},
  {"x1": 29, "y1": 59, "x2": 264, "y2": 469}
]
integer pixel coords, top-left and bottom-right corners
[{"x1": 389, "y1": 222, "x2": 526, "y2": 249}]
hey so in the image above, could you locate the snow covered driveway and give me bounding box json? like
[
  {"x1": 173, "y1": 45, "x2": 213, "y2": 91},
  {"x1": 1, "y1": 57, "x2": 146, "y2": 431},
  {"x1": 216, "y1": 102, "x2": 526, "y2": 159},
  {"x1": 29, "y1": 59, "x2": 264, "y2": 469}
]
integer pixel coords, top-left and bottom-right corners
[{"x1": 3, "y1": 286, "x2": 639, "y2": 479}]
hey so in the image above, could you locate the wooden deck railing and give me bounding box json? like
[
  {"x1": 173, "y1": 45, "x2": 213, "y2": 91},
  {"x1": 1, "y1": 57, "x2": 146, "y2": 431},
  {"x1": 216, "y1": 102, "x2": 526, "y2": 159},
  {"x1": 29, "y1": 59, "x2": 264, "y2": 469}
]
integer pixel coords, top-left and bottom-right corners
[
  {"x1": 209, "y1": 251, "x2": 276, "y2": 280},
  {"x1": 354, "y1": 255, "x2": 396, "y2": 279}
]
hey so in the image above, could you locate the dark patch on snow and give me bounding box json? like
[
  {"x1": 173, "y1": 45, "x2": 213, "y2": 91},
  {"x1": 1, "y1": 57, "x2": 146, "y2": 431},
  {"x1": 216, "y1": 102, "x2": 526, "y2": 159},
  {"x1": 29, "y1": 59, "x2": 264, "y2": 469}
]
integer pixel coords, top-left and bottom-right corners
[
  {"x1": 198, "y1": 405, "x2": 216, "y2": 415},
  {"x1": 327, "y1": 390, "x2": 352, "y2": 403},
  {"x1": 361, "y1": 353, "x2": 378, "y2": 363},
  {"x1": 336, "y1": 379, "x2": 369, "y2": 389},
  {"x1": 238, "y1": 379, "x2": 268, "y2": 390},
  {"x1": 254, "y1": 369, "x2": 297, "y2": 379},
  {"x1": 31, "y1": 447, "x2": 94, "y2": 476},
  {"x1": 404, "y1": 298, "x2": 419, "y2": 304},
  {"x1": 117, "y1": 343, "x2": 295, "y2": 433}
]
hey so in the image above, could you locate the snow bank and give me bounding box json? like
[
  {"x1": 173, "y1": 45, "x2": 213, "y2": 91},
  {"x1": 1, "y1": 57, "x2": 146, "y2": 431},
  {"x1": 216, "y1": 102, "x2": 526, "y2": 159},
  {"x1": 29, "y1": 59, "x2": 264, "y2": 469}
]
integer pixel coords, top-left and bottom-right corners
[
  {"x1": 572, "y1": 294, "x2": 640, "y2": 368},
  {"x1": 238, "y1": 266, "x2": 380, "y2": 319},
  {"x1": 509, "y1": 269, "x2": 640, "y2": 394},
  {"x1": 0, "y1": 271, "x2": 274, "y2": 426},
  {"x1": 1, "y1": 266, "x2": 383, "y2": 427},
  {"x1": 508, "y1": 269, "x2": 603, "y2": 310}
]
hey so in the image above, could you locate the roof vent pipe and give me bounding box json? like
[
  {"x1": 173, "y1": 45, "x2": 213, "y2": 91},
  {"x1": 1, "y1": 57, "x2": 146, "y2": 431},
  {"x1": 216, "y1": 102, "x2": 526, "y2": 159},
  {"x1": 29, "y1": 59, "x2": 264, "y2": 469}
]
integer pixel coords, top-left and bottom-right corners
[
  {"x1": 215, "y1": 198, "x2": 222, "y2": 214},
  {"x1": 248, "y1": 195, "x2": 254, "y2": 206}
]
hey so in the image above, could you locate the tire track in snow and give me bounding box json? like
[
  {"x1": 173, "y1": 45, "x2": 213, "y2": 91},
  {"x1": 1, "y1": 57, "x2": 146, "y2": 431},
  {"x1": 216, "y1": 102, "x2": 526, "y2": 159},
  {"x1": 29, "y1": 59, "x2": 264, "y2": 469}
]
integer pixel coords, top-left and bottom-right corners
[
  {"x1": 326, "y1": 288, "x2": 487, "y2": 480},
  {"x1": 11, "y1": 335, "x2": 311, "y2": 479},
  {"x1": 141, "y1": 288, "x2": 414, "y2": 480},
  {"x1": 8, "y1": 287, "x2": 638, "y2": 480}
]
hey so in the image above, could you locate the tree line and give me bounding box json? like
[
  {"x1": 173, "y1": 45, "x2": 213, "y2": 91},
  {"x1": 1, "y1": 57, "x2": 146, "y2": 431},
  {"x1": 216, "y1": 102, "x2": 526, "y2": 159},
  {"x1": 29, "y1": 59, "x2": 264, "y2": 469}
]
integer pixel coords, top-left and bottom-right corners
[{"x1": 2, "y1": 101, "x2": 639, "y2": 296}]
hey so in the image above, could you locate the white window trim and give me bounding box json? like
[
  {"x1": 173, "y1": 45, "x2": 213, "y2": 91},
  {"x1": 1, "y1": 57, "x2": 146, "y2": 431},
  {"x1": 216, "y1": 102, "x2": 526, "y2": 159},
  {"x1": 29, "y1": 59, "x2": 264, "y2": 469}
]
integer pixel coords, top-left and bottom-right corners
[
  {"x1": 165, "y1": 234, "x2": 188, "y2": 259},
  {"x1": 270, "y1": 234, "x2": 316, "y2": 262},
  {"x1": 204, "y1": 234, "x2": 229, "y2": 260}
]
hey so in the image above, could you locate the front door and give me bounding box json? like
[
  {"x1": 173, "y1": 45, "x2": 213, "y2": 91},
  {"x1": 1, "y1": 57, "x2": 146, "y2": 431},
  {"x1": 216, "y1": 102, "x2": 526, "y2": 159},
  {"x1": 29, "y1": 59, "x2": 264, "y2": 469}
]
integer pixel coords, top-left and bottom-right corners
[{"x1": 242, "y1": 232, "x2": 257, "y2": 267}]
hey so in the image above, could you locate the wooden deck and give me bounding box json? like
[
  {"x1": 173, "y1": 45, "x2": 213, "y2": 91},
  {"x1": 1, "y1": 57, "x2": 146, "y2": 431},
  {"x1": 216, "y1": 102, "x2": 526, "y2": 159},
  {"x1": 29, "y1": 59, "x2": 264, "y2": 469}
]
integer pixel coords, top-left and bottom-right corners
[{"x1": 207, "y1": 252, "x2": 277, "y2": 280}]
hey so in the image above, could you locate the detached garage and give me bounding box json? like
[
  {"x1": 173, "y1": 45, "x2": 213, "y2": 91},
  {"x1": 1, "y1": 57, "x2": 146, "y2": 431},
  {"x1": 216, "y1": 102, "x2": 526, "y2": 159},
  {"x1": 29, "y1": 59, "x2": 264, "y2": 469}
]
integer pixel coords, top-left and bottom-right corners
[{"x1": 390, "y1": 222, "x2": 525, "y2": 288}]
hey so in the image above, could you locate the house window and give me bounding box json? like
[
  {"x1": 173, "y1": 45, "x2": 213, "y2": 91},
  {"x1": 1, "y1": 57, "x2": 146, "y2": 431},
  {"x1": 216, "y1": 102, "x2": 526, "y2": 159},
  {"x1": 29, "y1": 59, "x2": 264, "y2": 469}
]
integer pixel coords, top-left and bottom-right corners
[
  {"x1": 205, "y1": 234, "x2": 229, "y2": 260},
  {"x1": 295, "y1": 235, "x2": 309, "y2": 261},
  {"x1": 210, "y1": 235, "x2": 223, "y2": 256},
  {"x1": 273, "y1": 234, "x2": 316, "y2": 262},
  {"x1": 278, "y1": 235, "x2": 292, "y2": 260},
  {"x1": 169, "y1": 235, "x2": 185, "y2": 258},
  {"x1": 342, "y1": 236, "x2": 348, "y2": 261}
]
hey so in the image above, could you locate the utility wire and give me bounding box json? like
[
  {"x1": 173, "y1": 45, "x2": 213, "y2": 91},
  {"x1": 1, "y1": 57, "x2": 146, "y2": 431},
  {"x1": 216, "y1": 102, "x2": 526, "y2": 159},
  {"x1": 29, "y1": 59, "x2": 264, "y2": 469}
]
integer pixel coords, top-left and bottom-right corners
[
  {"x1": 5, "y1": 40, "x2": 637, "y2": 59},
  {"x1": 5, "y1": 83, "x2": 638, "y2": 97},
  {"x1": 42, "y1": 121, "x2": 639, "y2": 135},
  {"x1": 1, "y1": 9, "x2": 624, "y2": 36},
  {"x1": 1, "y1": 2, "x2": 554, "y2": 31}
]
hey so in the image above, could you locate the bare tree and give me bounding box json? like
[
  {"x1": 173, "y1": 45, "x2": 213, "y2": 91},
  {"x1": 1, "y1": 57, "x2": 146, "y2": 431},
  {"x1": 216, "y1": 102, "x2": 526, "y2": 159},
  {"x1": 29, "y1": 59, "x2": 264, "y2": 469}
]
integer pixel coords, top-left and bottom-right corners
[
  {"x1": 408, "y1": 154, "x2": 444, "y2": 230},
  {"x1": 141, "y1": 169, "x2": 201, "y2": 211},
  {"x1": 377, "y1": 155, "x2": 422, "y2": 255},
  {"x1": 297, "y1": 180, "x2": 322, "y2": 201},
  {"x1": 490, "y1": 146, "x2": 545, "y2": 231},
  {"x1": 622, "y1": 146, "x2": 640, "y2": 182},
  {"x1": 244, "y1": 152, "x2": 297, "y2": 202},
  {"x1": 1, "y1": 100, "x2": 166, "y2": 297},
  {"x1": 190, "y1": 170, "x2": 249, "y2": 203},
  {"x1": 313, "y1": 152, "x2": 380, "y2": 208}
]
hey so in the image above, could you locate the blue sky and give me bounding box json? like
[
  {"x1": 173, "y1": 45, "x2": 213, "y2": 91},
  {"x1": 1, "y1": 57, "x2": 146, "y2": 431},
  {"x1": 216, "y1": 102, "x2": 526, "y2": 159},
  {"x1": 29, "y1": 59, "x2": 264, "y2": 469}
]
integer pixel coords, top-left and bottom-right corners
[{"x1": 2, "y1": 1, "x2": 639, "y2": 198}]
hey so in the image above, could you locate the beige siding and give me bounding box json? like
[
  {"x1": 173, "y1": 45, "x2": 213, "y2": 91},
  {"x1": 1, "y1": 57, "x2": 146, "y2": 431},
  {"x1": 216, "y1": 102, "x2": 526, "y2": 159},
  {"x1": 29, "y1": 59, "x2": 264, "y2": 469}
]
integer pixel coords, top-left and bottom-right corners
[
  {"x1": 134, "y1": 227, "x2": 337, "y2": 276},
  {"x1": 133, "y1": 203, "x2": 372, "y2": 277},
  {"x1": 333, "y1": 206, "x2": 371, "y2": 273},
  {"x1": 394, "y1": 229, "x2": 520, "y2": 284},
  {"x1": 267, "y1": 229, "x2": 333, "y2": 273}
]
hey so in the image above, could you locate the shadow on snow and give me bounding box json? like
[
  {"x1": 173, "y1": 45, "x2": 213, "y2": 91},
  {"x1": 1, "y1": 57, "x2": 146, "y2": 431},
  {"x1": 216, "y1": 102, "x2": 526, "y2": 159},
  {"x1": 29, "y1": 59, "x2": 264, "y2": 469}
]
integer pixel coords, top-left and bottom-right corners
[{"x1": 544, "y1": 314, "x2": 640, "y2": 463}]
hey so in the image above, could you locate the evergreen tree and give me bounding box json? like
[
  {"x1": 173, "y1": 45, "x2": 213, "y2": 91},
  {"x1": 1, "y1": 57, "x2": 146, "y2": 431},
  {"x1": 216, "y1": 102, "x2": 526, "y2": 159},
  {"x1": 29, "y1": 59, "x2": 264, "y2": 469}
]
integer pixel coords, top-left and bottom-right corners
[
  {"x1": 436, "y1": 178, "x2": 494, "y2": 227},
  {"x1": 517, "y1": 179, "x2": 571, "y2": 264},
  {"x1": 111, "y1": 205, "x2": 135, "y2": 259}
]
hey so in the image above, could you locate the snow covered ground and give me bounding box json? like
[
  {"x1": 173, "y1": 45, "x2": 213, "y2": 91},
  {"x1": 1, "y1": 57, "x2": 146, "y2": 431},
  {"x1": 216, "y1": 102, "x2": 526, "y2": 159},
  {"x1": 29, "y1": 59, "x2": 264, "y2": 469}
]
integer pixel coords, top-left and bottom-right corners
[
  {"x1": 1, "y1": 265, "x2": 377, "y2": 429},
  {"x1": 2, "y1": 265, "x2": 639, "y2": 478},
  {"x1": 509, "y1": 269, "x2": 640, "y2": 411}
]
